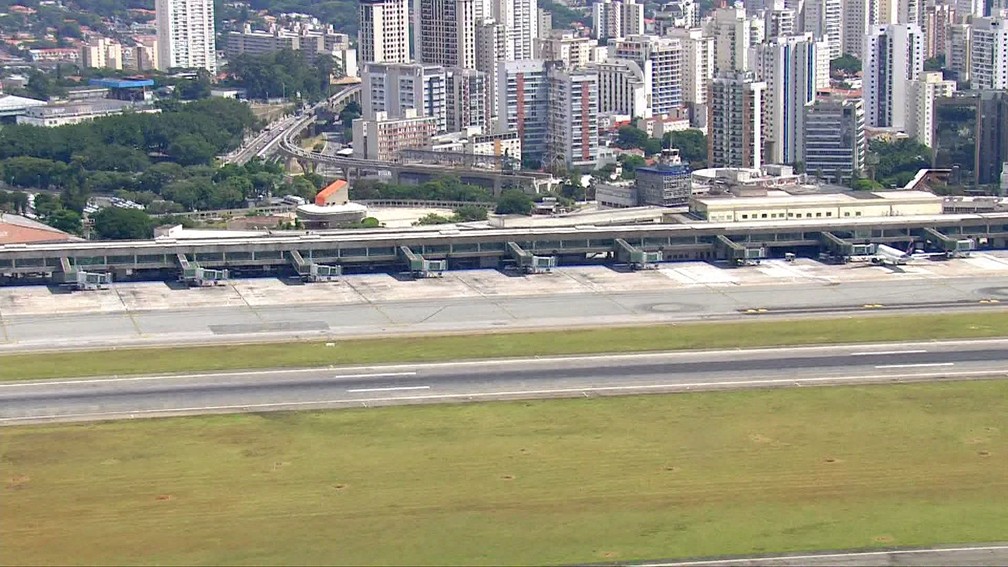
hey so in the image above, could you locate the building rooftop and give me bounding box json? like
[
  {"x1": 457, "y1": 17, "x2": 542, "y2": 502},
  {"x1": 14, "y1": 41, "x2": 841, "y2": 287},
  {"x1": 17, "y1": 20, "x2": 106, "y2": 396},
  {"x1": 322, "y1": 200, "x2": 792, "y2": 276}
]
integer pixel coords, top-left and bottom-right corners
[
  {"x1": 0, "y1": 213, "x2": 81, "y2": 245},
  {"x1": 693, "y1": 190, "x2": 943, "y2": 208},
  {"x1": 0, "y1": 94, "x2": 46, "y2": 112}
]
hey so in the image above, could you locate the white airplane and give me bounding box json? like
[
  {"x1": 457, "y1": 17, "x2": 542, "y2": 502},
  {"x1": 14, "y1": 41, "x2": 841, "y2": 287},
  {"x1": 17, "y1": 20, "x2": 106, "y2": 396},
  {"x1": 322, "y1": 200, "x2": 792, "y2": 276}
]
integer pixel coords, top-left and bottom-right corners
[{"x1": 869, "y1": 243, "x2": 951, "y2": 266}]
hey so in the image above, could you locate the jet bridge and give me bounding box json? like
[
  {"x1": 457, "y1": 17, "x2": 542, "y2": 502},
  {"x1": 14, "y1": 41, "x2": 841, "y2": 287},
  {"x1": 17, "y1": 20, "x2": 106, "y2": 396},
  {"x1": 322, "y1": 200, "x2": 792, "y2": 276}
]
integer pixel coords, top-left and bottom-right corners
[
  {"x1": 818, "y1": 232, "x2": 877, "y2": 263},
  {"x1": 58, "y1": 257, "x2": 110, "y2": 291},
  {"x1": 398, "y1": 246, "x2": 445, "y2": 278},
  {"x1": 715, "y1": 235, "x2": 765, "y2": 266},
  {"x1": 288, "y1": 250, "x2": 341, "y2": 282},
  {"x1": 917, "y1": 227, "x2": 975, "y2": 258},
  {"x1": 177, "y1": 253, "x2": 229, "y2": 287},
  {"x1": 507, "y1": 241, "x2": 556, "y2": 274},
  {"x1": 614, "y1": 238, "x2": 662, "y2": 270}
]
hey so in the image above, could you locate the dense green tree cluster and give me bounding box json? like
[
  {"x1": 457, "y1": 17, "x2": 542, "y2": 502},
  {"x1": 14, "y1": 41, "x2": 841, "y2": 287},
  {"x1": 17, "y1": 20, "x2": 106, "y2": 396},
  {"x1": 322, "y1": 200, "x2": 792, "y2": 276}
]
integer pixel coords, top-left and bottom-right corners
[
  {"x1": 0, "y1": 98, "x2": 256, "y2": 167},
  {"x1": 495, "y1": 190, "x2": 533, "y2": 215},
  {"x1": 226, "y1": 50, "x2": 337, "y2": 102},
  {"x1": 830, "y1": 54, "x2": 862, "y2": 76},
  {"x1": 614, "y1": 126, "x2": 708, "y2": 168},
  {"x1": 92, "y1": 207, "x2": 155, "y2": 240},
  {"x1": 351, "y1": 178, "x2": 494, "y2": 203},
  {"x1": 0, "y1": 99, "x2": 267, "y2": 217},
  {"x1": 538, "y1": 0, "x2": 591, "y2": 29},
  {"x1": 662, "y1": 129, "x2": 708, "y2": 167},
  {"x1": 870, "y1": 139, "x2": 931, "y2": 188},
  {"x1": 0, "y1": 190, "x2": 30, "y2": 214}
]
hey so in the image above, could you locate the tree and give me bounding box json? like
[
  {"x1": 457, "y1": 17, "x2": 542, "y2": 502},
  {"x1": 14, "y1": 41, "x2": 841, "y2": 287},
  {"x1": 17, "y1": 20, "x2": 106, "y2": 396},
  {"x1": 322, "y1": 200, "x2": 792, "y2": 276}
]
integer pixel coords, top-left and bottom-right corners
[
  {"x1": 852, "y1": 177, "x2": 883, "y2": 191},
  {"x1": 495, "y1": 190, "x2": 533, "y2": 215},
  {"x1": 830, "y1": 54, "x2": 862, "y2": 76},
  {"x1": 615, "y1": 126, "x2": 661, "y2": 154},
  {"x1": 663, "y1": 129, "x2": 708, "y2": 165},
  {"x1": 46, "y1": 208, "x2": 82, "y2": 235},
  {"x1": 167, "y1": 135, "x2": 217, "y2": 166},
  {"x1": 453, "y1": 205, "x2": 488, "y2": 222},
  {"x1": 924, "y1": 55, "x2": 945, "y2": 72},
  {"x1": 92, "y1": 207, "x2": 155, "y2": 240}
]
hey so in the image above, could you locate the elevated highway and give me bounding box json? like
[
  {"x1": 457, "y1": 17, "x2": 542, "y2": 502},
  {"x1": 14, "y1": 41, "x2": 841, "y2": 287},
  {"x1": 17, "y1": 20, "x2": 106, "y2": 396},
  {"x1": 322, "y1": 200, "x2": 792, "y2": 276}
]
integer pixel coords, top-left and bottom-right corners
[
  {"x1": 2, "y1": 213, "x2": 1007, "y2": 284},
  {"x1": 275, "y1": 85, "x2": 554, "y2": 195}
]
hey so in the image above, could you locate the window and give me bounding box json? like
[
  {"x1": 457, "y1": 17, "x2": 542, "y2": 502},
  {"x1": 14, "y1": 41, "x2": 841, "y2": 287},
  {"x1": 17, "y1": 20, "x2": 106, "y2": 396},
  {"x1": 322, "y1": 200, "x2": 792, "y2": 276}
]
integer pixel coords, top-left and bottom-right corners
[
  {"x1": 761, "y1": 213, "x2": 768, "y2": 218},
  {"x1": 816, "y1": 212, "x2": 822, "y2": 217},
  {"x1": 742, "y1": 214, "x2": 748, "y2": 219},
  {"x1": 844, "y1": 211, "x2": 850, "y2": 216},
  {"x1": 855, "y1": 211, "x2": 862, "y2": 216},
  {"x1": 826, "y1": 212, "x2": 832, "y2": 217}
]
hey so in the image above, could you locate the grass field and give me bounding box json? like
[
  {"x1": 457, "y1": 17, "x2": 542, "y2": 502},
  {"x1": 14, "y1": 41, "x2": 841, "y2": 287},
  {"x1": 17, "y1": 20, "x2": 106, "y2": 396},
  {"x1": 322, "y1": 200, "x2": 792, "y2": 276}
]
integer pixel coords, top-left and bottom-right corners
[
  {"x1": 3, "y1": 311, "x2": 1008, "y2": 382},
  {"x1": 3, "y1": 380, "x2": 1007, "y2": 565}
]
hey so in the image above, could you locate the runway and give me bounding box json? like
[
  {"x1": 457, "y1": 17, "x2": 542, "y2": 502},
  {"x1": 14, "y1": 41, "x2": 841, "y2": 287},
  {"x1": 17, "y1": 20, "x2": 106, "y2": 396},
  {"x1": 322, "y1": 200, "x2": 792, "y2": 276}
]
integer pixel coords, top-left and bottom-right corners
[
  {"x1": 3, "y1": 339, "x2": 1006, "y2": 425},
  {"x1": 2, "y1": 268, "x2": 1008, "y2": 353},
  {"x1": 647, "y1": 544, "x2": 1008, "y2": 566}
]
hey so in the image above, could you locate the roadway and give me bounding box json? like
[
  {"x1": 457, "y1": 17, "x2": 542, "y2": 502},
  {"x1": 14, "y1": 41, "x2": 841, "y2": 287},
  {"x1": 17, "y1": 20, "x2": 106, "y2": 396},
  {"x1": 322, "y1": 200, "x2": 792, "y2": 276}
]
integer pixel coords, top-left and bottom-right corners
[
  {"x1": 2, "y1": 339, "x2": 1006, "y2": 425},
  {"x1": 645, "y1": 544, "x2": 1008, "y2": 566},
  {"x1": 1, "y1": 272, "x2": 1008, "y2": 353}
]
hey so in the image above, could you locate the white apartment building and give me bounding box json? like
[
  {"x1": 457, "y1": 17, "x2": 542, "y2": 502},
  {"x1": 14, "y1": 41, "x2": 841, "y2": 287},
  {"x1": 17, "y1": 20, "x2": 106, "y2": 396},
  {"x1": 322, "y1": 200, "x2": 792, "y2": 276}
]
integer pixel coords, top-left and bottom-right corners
[
  {"x1": 414, "y1": 0, "x2": 476, "y2": 69},
  {"x1": 446, "y1": 67, "x2": 488, "y2": 133},
  {"x1": 81, "y1": 38, "x2": 123, "y2": 70},
  {"x1": 612, "y1": 34, "x2": 683, "y2": 115},
  {"x1": 494, "y1": 0, "x2": 539, "y2": 60},
  {"x1": 476, "y1": 20, "x2": 514, "y2": 122},
  {"x1": 546, "y1": 67, "x2": 600, "y2": 167},
  {"x1": 842, "y1": 0, "x2": 871, "y2": 57},
  {"x1": 863, "y1": 24, "x2": 924, "y2": 130},
  {"x1": 666, "y1": 27, "x2": 713, "y2": 108},
  {"x1": 352, "y1": 109, "x2": 439, "y2": 161},
  {"x1": 970, "y1": 17, "x2": 1008, "y2": 90},
  {"x1": 358, "y1": 0, "x2": 411, "y2": 64},
  {"x1": 946, "y1": 23, "x2": 971, "y2": 82},
  {"x1": 803, "y1": 97, "x2": 866, "y2": 183},
  {"x1": 803, "y1": 0, "x2": 843, "y2": 59},
  {"x1": 708, "y1": 71, "x2": 767, "y2": 168},
  {"x1": 707, "y1": 6, "x2": 765, "y2": 73},
  {"x1": 155, "y1": 0, "x2": 216, "y2": 72},
  {"x1": 586, "y1": 58, "x2": 651, "y2": 118},
  {"x1": 750, "y1": 34, "x2": 820, "y2": 165},
  {"x1": 591, "y1": 0, "x2": 645, "y2": 40},
  {"x1": 535, "y1": 30, "x2": 596, "y2": 68},
  {"x1": 905, "y1": 71, "x2": 956, "y2": 149},
  {"x1": 361, "y1": 62, "x2": 447, "y2": 132}
]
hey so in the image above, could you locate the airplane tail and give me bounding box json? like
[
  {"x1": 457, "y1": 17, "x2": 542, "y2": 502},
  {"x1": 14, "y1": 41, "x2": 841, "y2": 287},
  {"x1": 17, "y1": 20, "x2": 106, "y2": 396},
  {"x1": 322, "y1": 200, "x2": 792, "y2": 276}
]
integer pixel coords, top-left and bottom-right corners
[{"x1": 905, "y1": 241, "x2": 915, "y2": 255}]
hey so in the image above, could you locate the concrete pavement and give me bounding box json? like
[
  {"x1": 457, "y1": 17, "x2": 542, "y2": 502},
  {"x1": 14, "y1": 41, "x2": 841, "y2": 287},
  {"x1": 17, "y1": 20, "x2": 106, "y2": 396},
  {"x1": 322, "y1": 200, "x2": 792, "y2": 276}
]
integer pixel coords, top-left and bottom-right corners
[
  {"x1": 2, "y1": 270, "x2": 1008, "y2": 353},
  {"x1": 3, "y1": 339, "x2": 1006, "y2": 425},
  {"x1": 646, "y1": 544, "x2": 1008, "y2": 566}
]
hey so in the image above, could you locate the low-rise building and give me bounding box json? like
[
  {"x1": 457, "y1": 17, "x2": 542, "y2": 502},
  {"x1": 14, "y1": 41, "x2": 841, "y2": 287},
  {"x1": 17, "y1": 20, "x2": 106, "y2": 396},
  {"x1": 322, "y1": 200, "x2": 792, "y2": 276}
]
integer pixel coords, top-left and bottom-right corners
[
  {"x1": 16, "y1": 100, "x2": 160, "y2": 127},
  {"x1": 351, "y1": 109, "x2": 439, "y2": 162},
  {"x1": 690, "y1": 189, "x2": 944, "y2": 223},
  {"x1": 635, "y1": 149, "x2": 691, "y2": 206}
]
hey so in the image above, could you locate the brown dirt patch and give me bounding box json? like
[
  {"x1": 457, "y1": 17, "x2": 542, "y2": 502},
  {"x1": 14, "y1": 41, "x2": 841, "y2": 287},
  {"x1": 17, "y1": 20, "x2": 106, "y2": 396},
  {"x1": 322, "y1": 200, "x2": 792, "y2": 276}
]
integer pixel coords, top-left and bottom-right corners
[
  {"x1": 155, "y1": 494, "x2": 173, "y2": 501},
  {"x1": 6, "y1": 474, "x2": 30, "y2": 489},
  {"x1": 873, "y1": 535, "x2": 895, "y2": 543},
  {"x1": 500, "y1": 474, "x2": 515, "y2": 480},
  {"x1": 978, "y1": 450, "x2": 991, "y2": 457}
]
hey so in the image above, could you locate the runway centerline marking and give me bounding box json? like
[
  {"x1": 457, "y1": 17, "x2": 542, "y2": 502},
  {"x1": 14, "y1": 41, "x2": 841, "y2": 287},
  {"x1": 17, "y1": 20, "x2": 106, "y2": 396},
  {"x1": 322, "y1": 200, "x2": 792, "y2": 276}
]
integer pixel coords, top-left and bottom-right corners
[
  {"x1": 875, "y1": 362, "x2": 954, "y2": 369},
  {"x1": 346, "y1": 386, "x2": 431, "y2": 393},
  {"x1": 4, "y1": 369, "x2": 1001, "y2": 425},
  {"x1": 850, "y1": 349, "x2": 928, "y2": 356}
]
